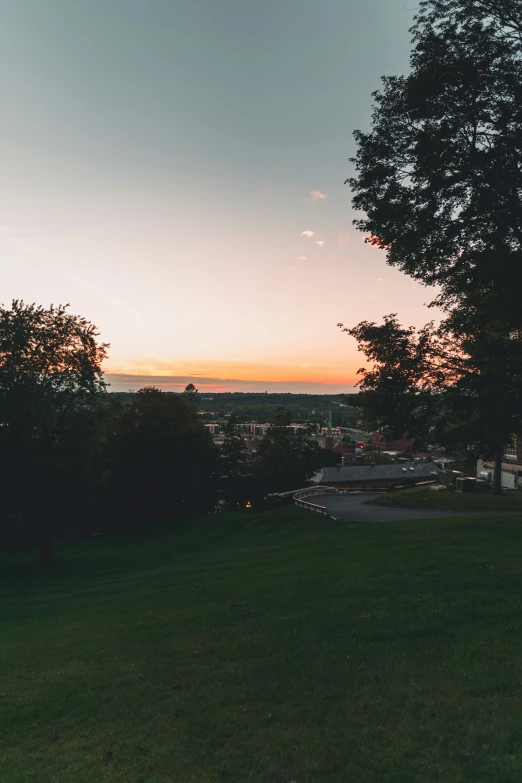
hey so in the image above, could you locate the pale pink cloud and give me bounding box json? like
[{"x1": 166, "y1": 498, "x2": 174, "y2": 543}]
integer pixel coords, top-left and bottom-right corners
[
  {"x1": 376, "y1": 277, "x2": 384, "y2": 282},
  {"x1": 310, "y1": 190, "x2": 326, "y2": 200},
  {"x1": 338, "y1": 232, "x2": 351, "y2": 249},
  {"x1": 316, "y1": 240, "x2": 325, "y2": 247},
  {"x1": 297, "y1": 256, "x2": 307, "y2": 260},
  {"x1": 301, "y1": 230, "x2": 317, "y2": 238}
]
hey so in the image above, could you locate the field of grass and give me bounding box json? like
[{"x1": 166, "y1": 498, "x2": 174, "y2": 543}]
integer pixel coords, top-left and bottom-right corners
[
  {"x1": 366, "y1": 485, "x2": 522, "y2": 511},
  {"x1": 2, "y1": 507, "x2": 522, "y2": 782}
]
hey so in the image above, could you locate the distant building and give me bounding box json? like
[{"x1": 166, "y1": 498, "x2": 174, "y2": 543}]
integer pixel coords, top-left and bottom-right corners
[
  {"x1": 237, "y1": 422, "x2": 315, "y2": 437},
  {"x1": 288, "y1": 424, "x2": 314, "y2": 435},
  {"x1": 312, "y1": 462, "x2": 436, "y2": 490},
  {"x1": 477, "y1": 438, "x2": 522, "y2": 489},
  {"x1": 204, "y1": 423, "x2": 221, "y2": 434},
  {"x1": 239, "y1": 423, "x2": 270, "y2": 436},
  {"x1": 433, "y1": 457, "x2": 456, "y2": 470},
  {"x1": 412, "y1": 453, "x2": 436, "y2": 464},
  {"x1": 372, "y1": 432, "x2": 415, "y2": 452},
  {"x1": 332, "y1": 441, "x2": 356, "y2": 455},
  {"x1": 320, "y1": 427, "x2": 342, "y2": 436},
  {"x1": 335, "y1": 442, "x2": 357, "y2": 466}
]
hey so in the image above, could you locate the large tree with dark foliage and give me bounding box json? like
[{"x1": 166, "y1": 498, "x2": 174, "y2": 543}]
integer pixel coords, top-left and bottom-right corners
[
  {"x1": 105, "y1": 387, "x2": 217, "y2": 524},
  {"x1": 349, "y1": 0, "x2": 522, "y2": 328},
  {"x1": 0, "y1": 301, "x2": 108, "y2": 563},
  {"x1": 251, "y1": 408, "x2": 327, "y2": 496},
  {"x1": 182, "y1": 382, "x2": 200, "y2": 412},
  {"x1": 340, "y1": 316, "x2": 522, "y2": 494},
  {"x1": 346, "y1": 0, "x2": 522, "y2": 488},
  {"x1": 218, "y1": 413, "x2": 251, "y2": 507}
]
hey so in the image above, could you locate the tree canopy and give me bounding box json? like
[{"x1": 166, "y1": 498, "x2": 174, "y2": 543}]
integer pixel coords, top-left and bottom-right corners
[
  {"x1": 0, "y1": 301, "x2": 109, "y2": 562},
  {"x1": 250, "y1": 408, "x2": 327, "y2": 496},
  {"x1": 0, "y1": 302, "x2": 343, "y2": 563},
  {"x1": 348, "y1": 0, "x2": 522, "y2": 326},
  {"x1": 217, "y1": 413, "x2": 251, "y2": 507},
  {"x1": 340, "y1": 316, "x2": 522, "y2": 493},
  {"x1": 345, "y1": 0, "x2": 522, "y2": 491},
  {"x1": 105, "y1": 386, "x2": 218, "y2": 524}
]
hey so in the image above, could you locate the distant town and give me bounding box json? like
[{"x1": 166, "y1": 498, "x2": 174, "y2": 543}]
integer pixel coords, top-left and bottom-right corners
[{"x1": 191, "y1": 392, "x2": 522, "y2": 493}]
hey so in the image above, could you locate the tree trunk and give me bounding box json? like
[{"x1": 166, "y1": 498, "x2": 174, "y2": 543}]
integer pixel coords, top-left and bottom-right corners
[{"x1": 493, "y1": 450, "x2": 503, "y2": 496}]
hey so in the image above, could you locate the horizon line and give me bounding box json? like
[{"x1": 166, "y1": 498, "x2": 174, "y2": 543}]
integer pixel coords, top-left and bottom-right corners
[{"x1": 104, "y1": 372, "x2": 358, "y2": 394}]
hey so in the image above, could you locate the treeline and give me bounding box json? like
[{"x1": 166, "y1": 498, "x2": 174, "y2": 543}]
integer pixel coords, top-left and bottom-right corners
[
  {"x1": 0, "y1": 302, "x2": 334, "y2": 565},
  {"x1": 197, "y1": 392, "x2": 358, "y2": 428},
  {"x1": 111, "y1": 391, "x2": 359, "y2": 428}
]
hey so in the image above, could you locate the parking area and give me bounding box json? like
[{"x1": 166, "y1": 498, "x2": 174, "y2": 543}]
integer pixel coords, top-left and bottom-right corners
[{"x1": 311, "y1": 493, "x2": 518, "y2": 521}]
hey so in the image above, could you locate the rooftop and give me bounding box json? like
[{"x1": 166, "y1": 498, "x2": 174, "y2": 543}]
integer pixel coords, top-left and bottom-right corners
[{"x1": 314, "y1": 462, "x2": 436, "y2": 484}]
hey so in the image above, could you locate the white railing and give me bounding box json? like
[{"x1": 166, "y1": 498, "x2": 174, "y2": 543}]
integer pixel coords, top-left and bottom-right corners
[
  {"x1": 293, "y1": 497, "x2": 330, "y2": 516},
  {"x1": 291, "y1": 480, "x2": 440, "y2": 516},
  {"x1": 292, "y1": 487, "x2": 336, "y2": 516},
  {"x1": 292, "y1": 485, "x2": 389, "y2": 516},
  {"x1": 293, "y1": 487, "x2": 337, "y2": 500}
]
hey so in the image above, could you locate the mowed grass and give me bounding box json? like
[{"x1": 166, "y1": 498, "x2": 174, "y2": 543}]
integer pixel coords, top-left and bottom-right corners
[
  {"x1": 2, "y1": 508, "x2": 522, "y2": 783},
  {"x1": 367, "y1": 485, "x2": 522, "y2": 511}
]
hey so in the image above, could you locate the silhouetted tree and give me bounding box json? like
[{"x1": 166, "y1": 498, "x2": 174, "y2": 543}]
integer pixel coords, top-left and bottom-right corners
[
  {"x1": 345, "y1": 1, "x2": 522, "y2": 493},
  {"x1": 349, "y1": 0, "x2": 522, "y2": 328},
  {"x1": 0, "y1": 301, "x2": 109, "y2": 563},
  {"x1": 218, "y1": 413, "x2": 250, "y2": 506},
  {"x1": 340, "y1": 316, "x2": 522, "y2": 494},
  {"x1": 105, "y1": 387, "x2": 217, "y2": 524},
  {"x1": 182, "y1": 383, "x2": 200, "y2": 413},
  {"x1": 251, "y1": 408, "x2": 326, "y2": 496}
]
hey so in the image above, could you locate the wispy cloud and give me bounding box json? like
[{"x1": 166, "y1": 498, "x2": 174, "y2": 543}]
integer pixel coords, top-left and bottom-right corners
[
  {"x1": 338, "y1": 232, "x2": 351, "y2": 249},
  {"x1": 297, "y1": 256, "x2": 307, "y2": 260},
  {"x1": 1, "y1": 224, "x2": 144, "y2": 324},
  {"x1": 301, "y1": 230, "x2": 317, "y2": 238},
  {"x1": 376, "y1": 277, "x2": 384, "y2": 282},
  {"x1": 310, "y1": 190, "x2": 326, "y2": 200},
  {"x1": 66, "y1": 273, "x2": 145, "y2": 323},
  {"x1": 316, "y1": 240, "x2": 325, "y2": 247}
]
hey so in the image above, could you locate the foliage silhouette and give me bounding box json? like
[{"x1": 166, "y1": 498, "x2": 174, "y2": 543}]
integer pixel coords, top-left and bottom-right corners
[
  {"x1": 104, "y1": 386, "x2": 218, "y2": 525},
  {"x1": 345, "y1": 0, "x2": 522, "y2": 490},
  {"x1": 0, "y1": 301, "x2": 108, "y2": 563}
]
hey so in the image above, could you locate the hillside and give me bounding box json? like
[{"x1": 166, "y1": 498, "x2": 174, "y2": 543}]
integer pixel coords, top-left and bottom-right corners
[{"x1": 2, "y1": 508, "x2": 522, "y2": 782}]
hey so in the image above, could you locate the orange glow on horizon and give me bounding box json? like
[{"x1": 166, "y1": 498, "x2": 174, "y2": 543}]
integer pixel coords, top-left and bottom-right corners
[{"x1": 103, "y1": 356, "x2": 360, "y2": 386}]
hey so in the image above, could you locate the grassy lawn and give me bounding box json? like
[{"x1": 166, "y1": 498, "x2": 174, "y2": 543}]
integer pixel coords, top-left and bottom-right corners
[
  {"x1": 2, "y1": 508, "x2": 522, "y2": 782},
  {"x1": 366, "y1": 485, "x2": 522, "y2": 511}
]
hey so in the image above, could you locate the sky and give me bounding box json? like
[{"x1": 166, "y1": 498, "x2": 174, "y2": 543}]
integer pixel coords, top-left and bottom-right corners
[{"x1": 0, "y1": 0, "x2": 438, "y2": 393}]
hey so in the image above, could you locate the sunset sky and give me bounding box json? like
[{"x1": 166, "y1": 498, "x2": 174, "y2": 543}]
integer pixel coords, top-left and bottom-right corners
[{"x1": 1, "y1": 0, "x2": 437, "y2": 393}]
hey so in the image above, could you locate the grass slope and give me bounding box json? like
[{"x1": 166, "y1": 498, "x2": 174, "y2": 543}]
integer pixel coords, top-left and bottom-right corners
[
  {"x1": 366, "y1": 485, "x2": 522, "y2": 511},
  {"x1": 2, "y1": 508, "x2": 522, "y2": 782}
]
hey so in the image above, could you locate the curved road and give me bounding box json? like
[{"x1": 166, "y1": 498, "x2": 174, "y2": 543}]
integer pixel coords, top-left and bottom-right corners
[{"x1": 311, "y1": 493, "x2": 521, "y2": 522}]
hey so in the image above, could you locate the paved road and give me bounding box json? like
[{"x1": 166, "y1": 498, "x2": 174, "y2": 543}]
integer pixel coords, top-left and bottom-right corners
[{"x1": 311, "y1": 493, "x2": 521, "y2": 522}]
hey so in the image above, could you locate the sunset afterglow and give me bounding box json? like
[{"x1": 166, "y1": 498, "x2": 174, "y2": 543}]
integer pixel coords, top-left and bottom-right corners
[{"x1": 0, "y1": 0, "x2": 430, "y2": 393}]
